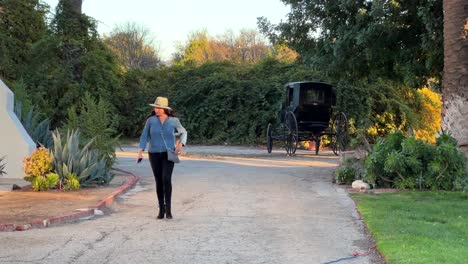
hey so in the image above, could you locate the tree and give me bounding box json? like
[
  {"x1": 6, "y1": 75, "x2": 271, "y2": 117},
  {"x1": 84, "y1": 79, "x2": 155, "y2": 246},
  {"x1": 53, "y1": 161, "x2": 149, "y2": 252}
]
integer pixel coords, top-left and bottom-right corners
[
  {"x1": 175, "y1": 29, "x2": 271, "y2": 65},
  {"x1": 258, "y1": 0, "x2": 443, "y2": 87},
  {"x1": 0, "y1": 0, "x2": 48, "y2": 81},
  {"x1": 104, "y1": 22, "x2": 161, "y2": 71},
  {"x1": 68, "y1": 0, "x2": 82, "y2": 14},
  {"x1": 441, "y1": 0, "x2": 468, "y2": 152}
]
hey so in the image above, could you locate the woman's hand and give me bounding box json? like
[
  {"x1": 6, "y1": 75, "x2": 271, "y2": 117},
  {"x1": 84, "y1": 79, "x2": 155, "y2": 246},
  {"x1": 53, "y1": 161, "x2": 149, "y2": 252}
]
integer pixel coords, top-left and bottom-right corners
[
  {"x1": 175, "y1": 143, "x2": 183, "y2": 154},
  {"x1": 137, "y1": 149, "x2": 143, "y2": 162}
]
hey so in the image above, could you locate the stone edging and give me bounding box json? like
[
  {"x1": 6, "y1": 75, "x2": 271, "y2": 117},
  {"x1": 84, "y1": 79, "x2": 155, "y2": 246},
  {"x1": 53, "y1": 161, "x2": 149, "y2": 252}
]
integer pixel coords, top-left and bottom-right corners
[{"x1": 0, "y1": 168, "x2": 139, "y2": 232}]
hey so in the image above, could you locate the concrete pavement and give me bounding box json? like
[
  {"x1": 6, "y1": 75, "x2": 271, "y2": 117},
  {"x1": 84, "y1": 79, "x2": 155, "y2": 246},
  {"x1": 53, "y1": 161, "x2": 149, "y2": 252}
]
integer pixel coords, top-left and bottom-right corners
[{"x1": 0, "y1": 146, "x2": 380, "y2": 263}]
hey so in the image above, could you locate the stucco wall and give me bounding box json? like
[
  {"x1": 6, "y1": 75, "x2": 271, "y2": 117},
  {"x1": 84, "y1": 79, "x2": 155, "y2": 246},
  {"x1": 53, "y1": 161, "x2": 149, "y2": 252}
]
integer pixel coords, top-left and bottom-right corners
[{"x1": 0, "y1": 79, "x2": 35, "y2": 179}]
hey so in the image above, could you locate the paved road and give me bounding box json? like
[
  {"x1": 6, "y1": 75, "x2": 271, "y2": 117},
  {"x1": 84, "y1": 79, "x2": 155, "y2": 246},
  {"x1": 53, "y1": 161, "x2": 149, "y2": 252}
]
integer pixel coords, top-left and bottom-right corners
[{"x1": 0, "y1": 146, "x2": 374, "y2": 264}]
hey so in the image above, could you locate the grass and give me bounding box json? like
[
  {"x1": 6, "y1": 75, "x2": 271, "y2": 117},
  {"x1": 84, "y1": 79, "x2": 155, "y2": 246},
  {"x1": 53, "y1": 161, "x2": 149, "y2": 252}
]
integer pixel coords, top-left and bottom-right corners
[{"x1": 352, "y1": 192, "x2": 468, "y2": 264}]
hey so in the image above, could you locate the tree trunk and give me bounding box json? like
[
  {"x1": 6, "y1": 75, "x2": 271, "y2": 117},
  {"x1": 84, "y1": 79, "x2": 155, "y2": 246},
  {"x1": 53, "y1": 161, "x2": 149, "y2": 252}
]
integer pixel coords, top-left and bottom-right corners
[
  {"x1": 442, "y1": 0, "x2": 468, "y2": 155},
  {"x1": 68, "y1": 0, "x2": 82, "y2": 14}
]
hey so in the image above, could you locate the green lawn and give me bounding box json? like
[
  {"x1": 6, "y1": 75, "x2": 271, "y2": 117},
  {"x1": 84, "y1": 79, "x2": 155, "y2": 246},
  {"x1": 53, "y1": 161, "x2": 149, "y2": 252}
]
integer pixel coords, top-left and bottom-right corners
[{"x1": 352, "y1": 192, "x2": 468, "y2": 264}]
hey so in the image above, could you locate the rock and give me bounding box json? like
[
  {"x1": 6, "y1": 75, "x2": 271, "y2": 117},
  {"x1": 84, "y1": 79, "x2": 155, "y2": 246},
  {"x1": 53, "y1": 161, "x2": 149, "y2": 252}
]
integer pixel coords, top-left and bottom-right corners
[
  {"x1": 11, "y1": 184, "x2": 22, "y2": 190},
  {"x1": 94, "y1": 209, "x2": 104, "y2": 216},
  {"x1": 352, "y1": 180, "x2": 370, "y2": 192}
]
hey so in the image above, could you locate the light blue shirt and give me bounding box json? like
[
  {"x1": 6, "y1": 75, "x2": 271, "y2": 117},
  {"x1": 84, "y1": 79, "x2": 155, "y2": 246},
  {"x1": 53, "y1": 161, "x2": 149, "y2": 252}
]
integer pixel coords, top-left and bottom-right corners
[{"x1": 139, "y1": 116, "x2": 187, "y2": 153}]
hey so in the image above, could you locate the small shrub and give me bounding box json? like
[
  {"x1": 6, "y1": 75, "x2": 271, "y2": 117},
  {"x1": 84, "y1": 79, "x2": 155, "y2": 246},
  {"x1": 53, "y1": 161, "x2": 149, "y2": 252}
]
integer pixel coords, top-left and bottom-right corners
[
  {"x1": 364, "y1": 131, "x2": 468, "y2": 190},
  {"x1": 32, "y1": 176, "x2": 49, "y2": 191},
  {"x1": 64, "y1": 173, "x2": 80, "y2": 191},
  {"x1": 335, "y1": 165, "x2": 356, "y2": 185},
  {"x1": 46, "y1": 173, "x2": 60, "y2": 189},
  {"x1": 23, "y1": 147, "x2": 53, "y2": 179}
]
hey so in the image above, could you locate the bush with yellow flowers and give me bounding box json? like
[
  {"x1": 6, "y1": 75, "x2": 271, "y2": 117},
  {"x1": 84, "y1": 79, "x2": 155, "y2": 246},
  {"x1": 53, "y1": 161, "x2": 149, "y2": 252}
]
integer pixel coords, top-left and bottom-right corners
[
  {"x1": 23, "y1": 147, "x2": 57, "y2": 191},
  {"x1": 23, "y1": 147, "x2": 52, "y2": 179},
  {"x1": 413, "y1": 87, "x2": 442, "y2": 144}
]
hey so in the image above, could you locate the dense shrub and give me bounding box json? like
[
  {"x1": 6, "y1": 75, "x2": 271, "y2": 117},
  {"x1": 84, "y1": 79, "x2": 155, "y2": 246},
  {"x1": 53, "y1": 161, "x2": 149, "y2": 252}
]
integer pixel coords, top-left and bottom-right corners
[
  {"x1": 64, "y1": 173, "x2": 80, "y2": 191},
  {"x1": 364, "y1": 132, "x2": 468, "y2": 190},
  {"x1": 23, "y1": 147, "x2": 53, "y2": 179},
  {"x1": 64, "y1": 93, "x2": 120, "y2": 168},
  {"x1": 335, "y1": 166, "x2": 356, "y2": 185},
  {"x1": 23, "y1": 147, "x2": 59, "y2": 191},
  {"x1": 413, "y1": 87, "x2": 442, "y2": 143}
]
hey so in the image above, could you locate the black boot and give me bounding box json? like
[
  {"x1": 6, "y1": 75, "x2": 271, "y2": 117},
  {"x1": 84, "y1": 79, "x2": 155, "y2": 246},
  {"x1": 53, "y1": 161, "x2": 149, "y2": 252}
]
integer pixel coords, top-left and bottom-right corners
[
  {"x1": 157, "y1": 205, "x2": 165, "y2": 219},
  {"x1": 165, "y1": 205, "x2": 172, "y2": 219}
]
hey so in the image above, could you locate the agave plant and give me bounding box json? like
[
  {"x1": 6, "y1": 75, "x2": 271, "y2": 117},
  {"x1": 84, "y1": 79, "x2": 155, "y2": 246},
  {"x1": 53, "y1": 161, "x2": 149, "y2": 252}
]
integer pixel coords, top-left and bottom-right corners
[
  {"x1": 51, "y1": 130, "x2": 113, "y2": 186},
  {"x1": 0, "y1": 156, "x2": 6, "y2": 176},
  {"x1": 14, "y1": 102, "x2": 53, "y2": 148}
]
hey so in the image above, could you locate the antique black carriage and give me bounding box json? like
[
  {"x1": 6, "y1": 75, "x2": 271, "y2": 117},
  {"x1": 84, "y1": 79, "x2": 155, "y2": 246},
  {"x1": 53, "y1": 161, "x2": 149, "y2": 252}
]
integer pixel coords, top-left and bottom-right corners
[{"x1": 266, "y1": 81, "x2": 348, "y2": 155}]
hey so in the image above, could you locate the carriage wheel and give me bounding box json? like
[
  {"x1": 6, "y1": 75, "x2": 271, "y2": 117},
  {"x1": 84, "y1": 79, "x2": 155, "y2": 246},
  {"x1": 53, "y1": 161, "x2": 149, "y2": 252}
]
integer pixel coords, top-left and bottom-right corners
[
  {"x1": 284, "y1": 111, "x2": 298, "y2": 155},
  {"x1": 332, "y1": 112, "x2": 349, "y2": 155},
  {"x1": 315, "y1": 137, "x2": 321, "y2": 155},
  {"x1": 266, "y1": 123, "x2": 273, "y2": 154}
]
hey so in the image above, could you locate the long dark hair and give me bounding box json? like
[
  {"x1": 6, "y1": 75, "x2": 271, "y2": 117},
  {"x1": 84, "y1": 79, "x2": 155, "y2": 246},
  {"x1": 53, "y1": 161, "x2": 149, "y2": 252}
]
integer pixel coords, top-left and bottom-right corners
[{"x1": 145, "y1": 109, "x2": 174, "y2": 120}]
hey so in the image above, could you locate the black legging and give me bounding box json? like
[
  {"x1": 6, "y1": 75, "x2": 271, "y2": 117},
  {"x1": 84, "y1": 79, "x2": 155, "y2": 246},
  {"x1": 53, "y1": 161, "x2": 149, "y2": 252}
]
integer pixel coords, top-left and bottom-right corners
[{"x1": 148, "y1": 152, "x2": 175, "y2": 209}]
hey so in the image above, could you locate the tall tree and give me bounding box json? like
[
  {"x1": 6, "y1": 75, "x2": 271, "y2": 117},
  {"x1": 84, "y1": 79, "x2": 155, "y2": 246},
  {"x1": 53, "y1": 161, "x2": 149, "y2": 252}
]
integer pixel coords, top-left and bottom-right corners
[
  {"x1": 258, "y1": 0, "x2": 443, "y2": 87},
  {"x1": 68, "y1": 0, "x2": 82, "y2": 14},
  {"x1": 0, "y1": 0, "x2": 48, "y2": 81},
  {"x1": 104, "y1": 22, "x2": 160, "y2": 71},
  {"x1": 441, "y1": 0, "x2": 468, "y2": 152},
  {"x1": 175, "y1": 29, "x2": 271, "y2": 65}
]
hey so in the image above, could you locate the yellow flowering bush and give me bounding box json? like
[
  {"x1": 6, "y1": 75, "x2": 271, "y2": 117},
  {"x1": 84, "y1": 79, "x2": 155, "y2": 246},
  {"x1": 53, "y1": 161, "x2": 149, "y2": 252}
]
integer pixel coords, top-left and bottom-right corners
[
  {"x1": 414, "y1": 87, "x2": 442, "y2": 144},
  {"x1": 23, "y1": 147, "x2": 53, "y2": 179}
]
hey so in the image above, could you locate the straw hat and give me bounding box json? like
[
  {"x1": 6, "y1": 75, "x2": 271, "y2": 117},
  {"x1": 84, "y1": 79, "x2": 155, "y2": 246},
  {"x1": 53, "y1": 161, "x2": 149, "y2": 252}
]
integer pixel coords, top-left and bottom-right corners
[{"x1": 149, "y1": 97, "x2": 172, "y2": 110}]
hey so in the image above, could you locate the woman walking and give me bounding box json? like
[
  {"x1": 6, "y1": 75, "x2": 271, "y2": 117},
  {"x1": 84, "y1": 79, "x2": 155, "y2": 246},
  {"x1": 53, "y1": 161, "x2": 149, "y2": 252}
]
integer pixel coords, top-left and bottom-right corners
[{"x1": 137, "y1": 97, "x2": 187, "y2": 219}]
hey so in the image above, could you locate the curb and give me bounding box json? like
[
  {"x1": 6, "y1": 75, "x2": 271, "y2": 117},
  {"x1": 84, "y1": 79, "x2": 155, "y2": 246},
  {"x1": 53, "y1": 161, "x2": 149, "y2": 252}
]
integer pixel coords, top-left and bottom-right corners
[{"x1": 0, "y1": 168, "x2": 139, "y2": 232}]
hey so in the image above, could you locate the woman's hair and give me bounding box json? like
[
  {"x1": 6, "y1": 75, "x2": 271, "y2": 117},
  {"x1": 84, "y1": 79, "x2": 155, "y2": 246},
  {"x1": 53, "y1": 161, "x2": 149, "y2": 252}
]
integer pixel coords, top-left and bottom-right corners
[
  {"x1": 145, "y1": 109, "x2": 175, "y2": 120},
  {"x1": 164, "y1": 109, "x2": 175, "y2": 117}
]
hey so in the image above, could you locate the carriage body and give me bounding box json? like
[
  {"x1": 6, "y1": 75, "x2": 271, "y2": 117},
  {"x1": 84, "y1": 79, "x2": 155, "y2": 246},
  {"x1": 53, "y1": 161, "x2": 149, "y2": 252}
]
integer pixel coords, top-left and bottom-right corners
[
  {"x1": 280, "y1": 82, "x2": 336, "y2": 135},
  {"x1": 267, "y1": 81, "x2": 348, "y2": 155}
]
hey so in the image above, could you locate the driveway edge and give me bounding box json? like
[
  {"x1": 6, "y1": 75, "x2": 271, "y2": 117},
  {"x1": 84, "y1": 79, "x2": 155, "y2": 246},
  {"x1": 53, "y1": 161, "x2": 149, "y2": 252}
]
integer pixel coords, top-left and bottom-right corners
[{"x1": 0, "y1": 168, "x2": 139, "y2": 232}]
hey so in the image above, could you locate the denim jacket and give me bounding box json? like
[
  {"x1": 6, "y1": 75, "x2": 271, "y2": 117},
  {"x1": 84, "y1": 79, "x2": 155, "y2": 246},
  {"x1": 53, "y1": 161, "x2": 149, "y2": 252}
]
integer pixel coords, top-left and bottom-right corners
[{"x1": 139, "y1": 116, "x2": 187, "y2": 153}]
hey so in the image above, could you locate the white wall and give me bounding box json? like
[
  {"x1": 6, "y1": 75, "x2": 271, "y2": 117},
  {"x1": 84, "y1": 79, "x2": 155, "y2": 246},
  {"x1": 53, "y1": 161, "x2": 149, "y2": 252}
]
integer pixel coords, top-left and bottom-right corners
[{"x1": 0, "y1": 79, "x2": 35, "y2": 179}]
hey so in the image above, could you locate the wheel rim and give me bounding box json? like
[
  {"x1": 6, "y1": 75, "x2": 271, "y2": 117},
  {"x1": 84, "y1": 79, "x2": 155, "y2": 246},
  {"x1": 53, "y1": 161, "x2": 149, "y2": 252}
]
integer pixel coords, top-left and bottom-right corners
[
  {"x1": 285, "y1": 111, "x2": 298, "y2": 155},
  {"x1": 267, "y1": 123, "x2": 273, "y2": 153}
]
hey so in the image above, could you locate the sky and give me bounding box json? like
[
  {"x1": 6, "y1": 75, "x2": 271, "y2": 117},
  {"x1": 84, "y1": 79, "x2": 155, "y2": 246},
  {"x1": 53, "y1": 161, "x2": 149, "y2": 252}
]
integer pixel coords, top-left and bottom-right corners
[{"x1": 42, "y1": 0, "x2": 291, "y2": 60}]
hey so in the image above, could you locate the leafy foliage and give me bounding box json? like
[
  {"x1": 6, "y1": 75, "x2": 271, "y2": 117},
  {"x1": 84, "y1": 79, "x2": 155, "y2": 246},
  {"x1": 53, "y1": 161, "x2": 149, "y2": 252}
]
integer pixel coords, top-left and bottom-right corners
[
  {"x1": 51, "y1": 130, "x2": 113, "y2": 186},
  {"x1": 31, "y1": 172, "x2": 59, "y2": 191},
  {"x1": 23, "y1": 147, "x2": 53, "y2": 179},
  {"x1": 335, "y1": 166, "x2": 356, "y2": 185},
  {"x1": 174, "y1": 29, "x2": 295, "y2": 65},
  {"x1": 365, "y1": 132, "x2": 468, "y2": 190},
  {"x1": 0, "y1": 0, "x2": 48, "y2": 81},
  {"x1": 413, "y1": 87, "x2": 442, "y2": 143},
  {"x1": 0, "y1": 156, "x2": 6, "y2": 176},
  {"x1": 63, "y1": 93, "x2": 120, "y2": 168},
  {"x1": 258, "y1": 0, "x2": 443, "y2": 87},
  {"x1": 104, "y1": 22, "x2": 161, "y2": 71},
  {"x1": 14, "y1": 102, "x2": 53, "y2": 148},
  {"x1": 64, "y1": 173, "x2": 80, "y2": 191}
]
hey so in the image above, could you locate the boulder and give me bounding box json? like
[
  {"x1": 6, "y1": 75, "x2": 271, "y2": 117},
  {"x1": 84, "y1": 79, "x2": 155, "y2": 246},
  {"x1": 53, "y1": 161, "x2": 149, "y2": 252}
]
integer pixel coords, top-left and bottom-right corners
[{"x1": 352, "y1": 180, "x2": 370, "y2": 192}]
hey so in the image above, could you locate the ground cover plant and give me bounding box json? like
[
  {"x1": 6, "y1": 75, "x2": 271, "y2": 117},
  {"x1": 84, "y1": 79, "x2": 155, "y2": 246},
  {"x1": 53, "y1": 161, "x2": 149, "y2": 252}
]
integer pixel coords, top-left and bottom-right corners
[{"x1": 353, "y1": 192, "x2": 468, "y2": 264}]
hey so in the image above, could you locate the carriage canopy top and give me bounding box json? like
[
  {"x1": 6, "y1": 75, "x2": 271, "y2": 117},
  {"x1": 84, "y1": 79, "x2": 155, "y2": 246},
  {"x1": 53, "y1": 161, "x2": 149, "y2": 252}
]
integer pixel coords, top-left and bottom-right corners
[{"x1": 284, "y1": 81, "x2": 336, "y2": 108}]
